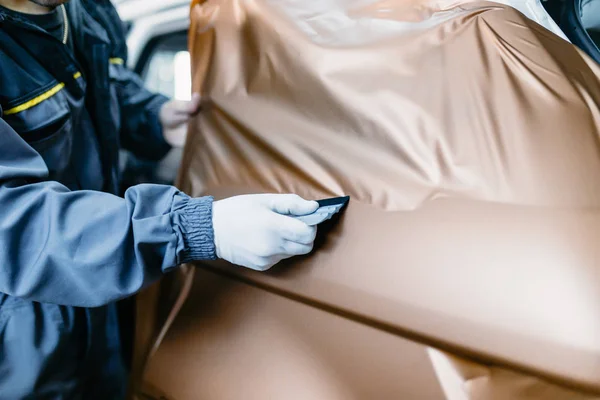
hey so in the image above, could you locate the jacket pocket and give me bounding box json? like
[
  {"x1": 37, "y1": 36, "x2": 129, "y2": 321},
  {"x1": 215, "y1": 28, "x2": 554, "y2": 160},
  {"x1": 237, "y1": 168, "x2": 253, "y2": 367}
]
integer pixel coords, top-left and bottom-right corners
[
  {"x1": 23, "y1": 111, "x2": 71, "y2": 144},
  {"x1": 27, "y1": 113, "x2": 74, "y2": 178},
  {"x1": 3, "y1": 80, "x2": 72, "y2": 143}
]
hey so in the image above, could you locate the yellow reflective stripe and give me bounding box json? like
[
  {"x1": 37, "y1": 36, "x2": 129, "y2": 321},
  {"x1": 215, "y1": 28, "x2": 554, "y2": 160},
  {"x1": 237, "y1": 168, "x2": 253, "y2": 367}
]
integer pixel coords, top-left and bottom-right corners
[
  {"x1": 4, "y1": 83, "x2": 66, "y2": 116},
  {"x1": 109, "y1": 57, "x2": 124, "y2": 65},
  {"x1": 3, "y1": 72, "x2": 82, "y2": 116}
]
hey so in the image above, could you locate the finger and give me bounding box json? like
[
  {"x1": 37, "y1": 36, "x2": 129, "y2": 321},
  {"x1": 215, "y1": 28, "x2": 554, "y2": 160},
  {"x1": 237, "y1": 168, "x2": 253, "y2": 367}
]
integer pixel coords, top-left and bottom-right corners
[
  {"x1": 268, "y1": 194, "x2": 318, "y2": 216},
  {"x1": 250, "y1": 255, "x2": 279, "y2": 271},
  {"x1": 276, "y1": 215, "x2": 317, "y2": 244},
  {"x1": 166, "y1": 113, "x2": 189, "y2": 127},
  {"x1": 281, "y1": 241, "x2": 314, "y2": 256},
  {"x1": 189, "y1": 93, "x2": 202, "y2": 114},
  {"x1": 167, "y1": 101, "x2": 194, "y2": 117},
  {"x1": 173, "y1": 94, "x2": 202, "y2": 115}
]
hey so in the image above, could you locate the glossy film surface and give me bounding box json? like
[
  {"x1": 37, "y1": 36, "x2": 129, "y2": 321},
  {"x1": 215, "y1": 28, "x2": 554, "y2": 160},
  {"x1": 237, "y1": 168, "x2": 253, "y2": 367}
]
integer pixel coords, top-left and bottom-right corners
[{"x1": 133, "y1": 0, "x2": 600, "y2": 398}]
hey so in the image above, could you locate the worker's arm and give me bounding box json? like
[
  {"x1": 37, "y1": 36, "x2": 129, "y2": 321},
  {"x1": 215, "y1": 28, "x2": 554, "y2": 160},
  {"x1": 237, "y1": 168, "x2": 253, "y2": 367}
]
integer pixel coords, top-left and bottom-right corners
[
  {"x1": 112, "y1": 63, "x2": 200, "y2": 152},
  {"x1": 111, "y1": 64, "x2": 174, "y2": 160},
  {"x1": 0, "y1": 117, "x2": 215, "y2": 307},
  {"x1": 103, "y1": 0, "x2": 194, "y2": 155}
]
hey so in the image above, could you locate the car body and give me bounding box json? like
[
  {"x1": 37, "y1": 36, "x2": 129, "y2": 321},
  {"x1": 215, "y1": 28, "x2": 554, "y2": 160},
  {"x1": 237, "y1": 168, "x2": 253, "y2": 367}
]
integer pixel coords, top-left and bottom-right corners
[
  {"x1": 115, "y1": 0, "x2": 600, "y2": 190},
  {"x1": 117, "y1": 1, "x2": 600, "y2": 399}
]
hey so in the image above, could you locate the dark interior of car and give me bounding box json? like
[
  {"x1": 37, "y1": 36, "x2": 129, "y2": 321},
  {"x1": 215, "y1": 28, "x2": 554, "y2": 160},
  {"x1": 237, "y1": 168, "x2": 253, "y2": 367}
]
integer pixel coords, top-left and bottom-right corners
[
  {"x1": 582, "y1": 0, "x2": 600, "y2": 47},
  {"x1": 544, "y1": 0, "x2": 600, "y2": 63}
]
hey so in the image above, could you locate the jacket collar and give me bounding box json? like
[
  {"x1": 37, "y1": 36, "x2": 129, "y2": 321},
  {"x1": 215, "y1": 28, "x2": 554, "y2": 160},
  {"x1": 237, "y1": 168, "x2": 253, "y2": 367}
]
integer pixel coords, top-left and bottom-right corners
[{"x1": 0, "y1": 0, "x2": 110, "y2": 46}]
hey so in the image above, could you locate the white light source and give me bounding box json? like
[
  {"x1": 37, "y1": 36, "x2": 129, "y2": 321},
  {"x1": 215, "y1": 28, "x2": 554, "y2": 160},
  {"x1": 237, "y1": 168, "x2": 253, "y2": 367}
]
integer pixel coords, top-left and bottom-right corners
[{"x1": 174, "y1": 51, "x2": 192, "y2": 101}]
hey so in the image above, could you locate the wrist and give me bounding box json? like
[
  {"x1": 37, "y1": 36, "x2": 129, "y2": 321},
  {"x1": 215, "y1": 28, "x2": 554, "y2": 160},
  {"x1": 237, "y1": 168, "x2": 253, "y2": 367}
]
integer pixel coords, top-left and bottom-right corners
[{"x1": 171, "y1": 194, "x2": 217, "y2": 264}]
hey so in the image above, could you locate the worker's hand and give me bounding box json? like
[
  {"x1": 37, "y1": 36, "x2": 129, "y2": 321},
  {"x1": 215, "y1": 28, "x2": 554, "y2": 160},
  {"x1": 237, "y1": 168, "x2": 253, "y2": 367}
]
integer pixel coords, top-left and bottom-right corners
[
  {"x1": 159, "y1": 93, "x2": 202, "y2": 147},
  {"x1": 212, "y1": 194, "x2": 319, "y2": 271}
]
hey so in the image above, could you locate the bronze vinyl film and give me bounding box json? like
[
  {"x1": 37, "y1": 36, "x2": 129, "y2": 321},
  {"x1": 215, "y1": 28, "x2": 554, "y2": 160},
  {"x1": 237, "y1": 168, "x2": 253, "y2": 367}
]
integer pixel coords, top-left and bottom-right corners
[{"x1": 132, "y1": 1, "x2": 600, "y2": 398}]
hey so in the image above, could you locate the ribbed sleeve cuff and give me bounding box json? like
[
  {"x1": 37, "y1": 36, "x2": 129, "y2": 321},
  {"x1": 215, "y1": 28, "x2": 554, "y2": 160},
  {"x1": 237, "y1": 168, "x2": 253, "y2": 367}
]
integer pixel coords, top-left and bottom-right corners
[{"x1": 171, "y1": 194, "x2": 217, "y2": 264}]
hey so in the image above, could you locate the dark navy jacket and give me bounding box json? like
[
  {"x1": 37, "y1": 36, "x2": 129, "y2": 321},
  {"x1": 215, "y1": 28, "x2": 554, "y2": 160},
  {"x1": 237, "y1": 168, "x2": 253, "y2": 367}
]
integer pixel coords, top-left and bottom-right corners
[{"x1": 0, "y1": 1, "x2": 216, "y2": 398}]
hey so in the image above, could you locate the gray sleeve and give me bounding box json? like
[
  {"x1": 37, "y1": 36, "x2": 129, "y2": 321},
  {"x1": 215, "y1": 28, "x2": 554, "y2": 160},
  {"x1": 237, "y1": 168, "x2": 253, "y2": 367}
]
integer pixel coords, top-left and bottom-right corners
[{"x1": 0, "y1": 117, "x2": 215, "y2": 307}]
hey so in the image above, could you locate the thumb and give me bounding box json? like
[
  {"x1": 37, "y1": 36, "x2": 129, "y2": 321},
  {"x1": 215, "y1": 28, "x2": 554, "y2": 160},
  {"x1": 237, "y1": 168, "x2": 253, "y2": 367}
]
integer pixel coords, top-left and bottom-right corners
[
  {"x1": 187, "y1": 93, "x2": 202, "y2": 114},
  {"x1": 268, "y1": 194, "x2": 318, "y2": 216},
  {"x1": 170, "y1": 94, "x2": 201, "y2": 116}
]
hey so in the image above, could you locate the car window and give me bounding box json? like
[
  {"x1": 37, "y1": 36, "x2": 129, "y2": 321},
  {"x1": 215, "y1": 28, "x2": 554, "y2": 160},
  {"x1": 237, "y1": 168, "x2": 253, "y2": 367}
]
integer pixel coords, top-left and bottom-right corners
[{"x1": 141, "y1": 33, "x2": 191, "y2": 100}]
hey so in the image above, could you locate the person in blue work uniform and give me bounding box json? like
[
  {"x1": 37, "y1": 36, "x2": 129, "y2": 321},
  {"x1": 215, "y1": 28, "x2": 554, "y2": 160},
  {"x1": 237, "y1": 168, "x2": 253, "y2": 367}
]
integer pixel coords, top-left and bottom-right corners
[{"x1": 0, "y1": 0, "x2": 320, "y2": 398}]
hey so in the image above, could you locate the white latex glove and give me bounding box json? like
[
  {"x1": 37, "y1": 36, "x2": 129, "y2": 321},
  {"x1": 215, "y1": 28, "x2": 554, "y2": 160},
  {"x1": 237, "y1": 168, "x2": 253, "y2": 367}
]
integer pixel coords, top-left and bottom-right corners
[{"x1": 212, "y1": 194, "x2": 319, "y2": 271}]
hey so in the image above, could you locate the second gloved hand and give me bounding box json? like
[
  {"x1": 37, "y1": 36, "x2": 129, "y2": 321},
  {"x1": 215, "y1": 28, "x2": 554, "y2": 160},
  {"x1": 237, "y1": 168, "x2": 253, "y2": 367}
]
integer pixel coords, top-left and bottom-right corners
[{"x1": 212, "y1": 194, "x2": 319, "y2": 271}]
